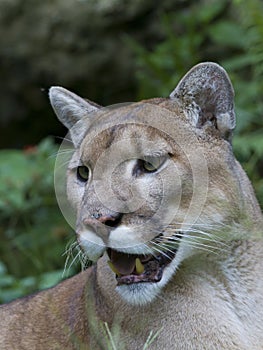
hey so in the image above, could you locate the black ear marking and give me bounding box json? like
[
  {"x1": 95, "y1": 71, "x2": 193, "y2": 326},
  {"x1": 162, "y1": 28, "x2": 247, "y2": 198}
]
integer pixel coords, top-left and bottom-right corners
[{"x1": 170, "y1": 62, "x2": 236, "y2": 140}]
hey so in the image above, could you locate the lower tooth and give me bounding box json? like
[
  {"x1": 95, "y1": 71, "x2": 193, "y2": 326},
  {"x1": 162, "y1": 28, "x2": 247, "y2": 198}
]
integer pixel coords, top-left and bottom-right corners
[{"x1": 135, "y1": 258, "x2": 144, "y2": 274}]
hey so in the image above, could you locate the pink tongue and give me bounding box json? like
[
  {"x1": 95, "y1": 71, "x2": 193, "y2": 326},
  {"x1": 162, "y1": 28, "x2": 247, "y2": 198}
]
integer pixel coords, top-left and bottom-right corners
[{"x1": 110, "y1": 251, "x2": 136, "y2": 275}]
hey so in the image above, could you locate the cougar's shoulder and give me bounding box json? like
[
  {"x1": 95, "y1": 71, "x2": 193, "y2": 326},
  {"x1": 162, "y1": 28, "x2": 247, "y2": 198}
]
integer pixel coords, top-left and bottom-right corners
[{"x1": 0, "y1": 269, "x2": 94, "y2": 349}]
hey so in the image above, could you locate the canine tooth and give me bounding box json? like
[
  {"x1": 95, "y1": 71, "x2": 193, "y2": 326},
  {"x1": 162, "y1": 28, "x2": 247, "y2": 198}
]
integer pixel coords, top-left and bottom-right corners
[
  {"x1": 107, "y1": 261, "x2": 121, "y2": 277},
  {"x1": 135, "y1": 258, "x2": 144, "y2": 274}
]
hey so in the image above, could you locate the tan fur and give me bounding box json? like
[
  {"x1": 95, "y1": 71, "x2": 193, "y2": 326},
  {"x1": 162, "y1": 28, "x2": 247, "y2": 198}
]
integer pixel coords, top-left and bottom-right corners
[{"x1": 0, "y1": 63, "x2": 262, "y2": 349}]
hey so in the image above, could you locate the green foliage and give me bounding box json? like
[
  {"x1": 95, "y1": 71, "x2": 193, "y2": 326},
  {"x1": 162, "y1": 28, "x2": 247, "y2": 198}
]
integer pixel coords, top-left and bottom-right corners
[
  {"x1": 0, "y1": 138, "x2": 78, "y2": 303},
  {"x1": 131, "y1": 0, "x2": 263, "y2": 207},
  {"x1": 130, "y1": 0, "x2": 229, "y2": 99},
  {"x1": 0, "y1": 261, "x2": 65, "y2": 303}
]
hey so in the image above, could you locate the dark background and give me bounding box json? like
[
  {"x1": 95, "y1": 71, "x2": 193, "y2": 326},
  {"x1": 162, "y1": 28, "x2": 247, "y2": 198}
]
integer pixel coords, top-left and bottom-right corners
[{"x1": 0, "y1": 0, "x2": 188, "y2": 149}]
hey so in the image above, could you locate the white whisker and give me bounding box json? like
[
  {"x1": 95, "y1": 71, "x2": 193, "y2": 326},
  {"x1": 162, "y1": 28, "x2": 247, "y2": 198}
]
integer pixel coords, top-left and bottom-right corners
[
  {"x1": 154, "y1": 231, "x2": 227, "y2": 255},
  {"x1": 171, "y1": 221, "x2": 224, "y2": 229},
  {"x1": 55, "y1": 136, "x2": 73, "y2": 143},
  {"x1": 62, "y1": 240, "x2": 80, "y2": 277},
  {"x1": 54, "y1": 159, "x2": 71, "y2": 171},
  {"x1": 150, "y1": 242, "x2": 174, "y2": 260},
  {"x1": 189, "y1": 230, "x2": 229, "y2": 248},
  {"x1": 68, "y1": 250, "x2": 82, "y2": 272},
  {"x1": 180, "y1": 236, "x2": 224, "y2": 254}
]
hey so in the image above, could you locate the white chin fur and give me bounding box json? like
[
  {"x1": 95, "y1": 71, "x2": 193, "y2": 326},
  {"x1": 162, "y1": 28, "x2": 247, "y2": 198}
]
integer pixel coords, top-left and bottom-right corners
[
  {"x1": 117, "y1": 283, "x2": 160, "y2": 306},
  {"x1": 78, "y1": 230, "x2": 105, "y2": 262}
]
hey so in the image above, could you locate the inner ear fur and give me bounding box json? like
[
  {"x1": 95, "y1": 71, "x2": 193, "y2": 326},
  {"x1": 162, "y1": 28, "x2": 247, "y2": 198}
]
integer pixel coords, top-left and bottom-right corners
[
  {"x1": 170, "y1": 62, "x2": 236, "y2": 140},
  {"x1": 49, "y1": 86, "x2": 101, "y2": 147}
]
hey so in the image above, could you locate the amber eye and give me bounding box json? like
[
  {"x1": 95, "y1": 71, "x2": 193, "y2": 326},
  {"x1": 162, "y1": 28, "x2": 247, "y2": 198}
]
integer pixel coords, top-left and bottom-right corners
[
  {"x1": 142, "y1": 160, "x2": 157, "y2": 172},
  {"x1": 77, "y1": 166, "x2": 89, "y2": 182},
  {"x1": 141, "y1": 157, "x2": 166, "y2": 173}
]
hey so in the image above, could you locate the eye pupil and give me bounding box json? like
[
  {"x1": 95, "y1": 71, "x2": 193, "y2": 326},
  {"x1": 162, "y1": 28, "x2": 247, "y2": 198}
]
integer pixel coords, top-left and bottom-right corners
[
  {"x1": 77, "y1": 166, "x2": 89, "y2": 182},
  {"x1": 133, "y1": 156, "x2": 167, "y2": 176},
  {"x1": 142, "y1": 161, "x2": 156, "y2": 172}
]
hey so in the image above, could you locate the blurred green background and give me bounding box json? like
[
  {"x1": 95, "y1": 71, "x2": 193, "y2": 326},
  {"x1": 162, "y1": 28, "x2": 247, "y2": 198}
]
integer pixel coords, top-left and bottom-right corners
[{"x1": 0, "y1": 0, "x2": 263, "y2": 303}]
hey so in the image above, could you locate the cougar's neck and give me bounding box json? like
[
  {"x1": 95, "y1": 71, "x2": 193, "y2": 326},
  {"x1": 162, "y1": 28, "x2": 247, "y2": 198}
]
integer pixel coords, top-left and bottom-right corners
[{"x1": 93, "y1": 255, "x2": 131, "y2": 314}]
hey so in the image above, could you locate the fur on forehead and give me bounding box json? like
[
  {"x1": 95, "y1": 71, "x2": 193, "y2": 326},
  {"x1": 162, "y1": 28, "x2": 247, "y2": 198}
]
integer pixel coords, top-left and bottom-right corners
[{"x1": 79, "y1": 121, "x2": 174, "y2": 165}]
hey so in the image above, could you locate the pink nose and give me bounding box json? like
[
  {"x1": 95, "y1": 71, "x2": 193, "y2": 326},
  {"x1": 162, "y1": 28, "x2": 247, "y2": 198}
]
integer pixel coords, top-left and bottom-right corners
[
  {"x1": 97, "y1": 215, "x2": 116, "y2": 224},
  {"x1": 83, "y1": 213, "x2": 122, "y2": 228}
]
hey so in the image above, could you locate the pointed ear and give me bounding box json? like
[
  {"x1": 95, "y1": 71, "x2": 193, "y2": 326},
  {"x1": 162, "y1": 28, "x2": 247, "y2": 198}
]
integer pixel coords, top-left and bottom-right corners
[
  {"x1": 49, "y1": 86, "x2": 100, "y2": 147},
  {"x1": 170, "y1": 62, "x2": 236, "y2": 140}
]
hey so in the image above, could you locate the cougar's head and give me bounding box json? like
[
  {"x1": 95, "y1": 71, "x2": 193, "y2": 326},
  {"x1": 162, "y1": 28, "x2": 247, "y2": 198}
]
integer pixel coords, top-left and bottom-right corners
[{"x1": 50, "y1": 63, "x2": 244, "y2": 305}]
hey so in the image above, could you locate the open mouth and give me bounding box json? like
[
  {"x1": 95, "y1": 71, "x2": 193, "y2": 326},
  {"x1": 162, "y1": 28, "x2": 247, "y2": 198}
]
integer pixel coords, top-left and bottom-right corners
[{"x1": 107, "y1": 235, "x2": 182, "y2": 285}]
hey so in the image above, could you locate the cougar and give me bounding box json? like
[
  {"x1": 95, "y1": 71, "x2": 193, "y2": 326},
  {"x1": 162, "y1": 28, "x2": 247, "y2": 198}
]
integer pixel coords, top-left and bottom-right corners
[{"x1": 0, "y1": 62, "x2": 262, "y2": 350}]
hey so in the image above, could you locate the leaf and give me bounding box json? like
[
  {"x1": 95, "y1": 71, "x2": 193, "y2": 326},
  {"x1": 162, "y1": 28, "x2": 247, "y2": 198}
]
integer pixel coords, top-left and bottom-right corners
[
  {"x1": 39, "y1": 270, "x2": 64, "y2": 290},
  {"x1": 209, "y1": 21, "x2": 247, "y2": 48}
]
